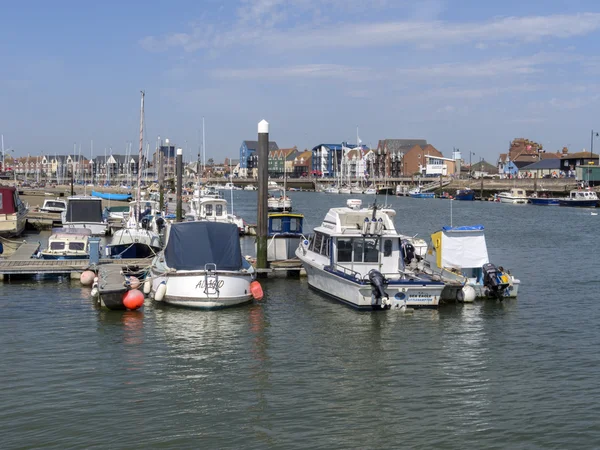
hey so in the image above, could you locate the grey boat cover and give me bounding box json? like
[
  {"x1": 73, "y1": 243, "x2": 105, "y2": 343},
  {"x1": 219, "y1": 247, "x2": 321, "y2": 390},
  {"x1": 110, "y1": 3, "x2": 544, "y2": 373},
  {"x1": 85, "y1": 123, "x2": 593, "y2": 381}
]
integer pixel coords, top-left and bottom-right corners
[
  {"x1": 164, "y1": 221, "x2": 243, "y2": 271},
  {"x1": 65, "y1": 199, "x2": 103, "y2": 223}
]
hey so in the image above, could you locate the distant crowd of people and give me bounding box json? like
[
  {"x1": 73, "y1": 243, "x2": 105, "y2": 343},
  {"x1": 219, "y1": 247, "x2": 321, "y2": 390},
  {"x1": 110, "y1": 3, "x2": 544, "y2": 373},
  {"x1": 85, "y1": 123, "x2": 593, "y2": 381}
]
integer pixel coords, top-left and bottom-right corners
[{"x1": 502, "y1": 169, "x2": 575, "y2": 179}]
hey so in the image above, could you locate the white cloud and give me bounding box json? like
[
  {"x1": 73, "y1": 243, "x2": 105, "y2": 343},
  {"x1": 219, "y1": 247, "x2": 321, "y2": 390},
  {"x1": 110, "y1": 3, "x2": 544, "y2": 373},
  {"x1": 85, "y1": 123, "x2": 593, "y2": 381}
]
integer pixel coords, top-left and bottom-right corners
[
  {"x1": 140, "y1": 11, "x2": 600, "y2": 53},
  {"x1": 211, "y1": 64, "x2": 373, "y2": 81}
]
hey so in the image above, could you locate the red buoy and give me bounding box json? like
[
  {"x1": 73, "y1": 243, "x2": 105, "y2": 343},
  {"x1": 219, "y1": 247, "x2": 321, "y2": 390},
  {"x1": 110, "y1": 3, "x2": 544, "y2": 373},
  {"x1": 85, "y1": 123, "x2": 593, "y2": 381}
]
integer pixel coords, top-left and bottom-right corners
[
  {"x1": 122, "y1": 289, "x2": 144, "y2": 310},
  {"x1": 250, "y1": 281, "x2": 264, "y2": 301}
]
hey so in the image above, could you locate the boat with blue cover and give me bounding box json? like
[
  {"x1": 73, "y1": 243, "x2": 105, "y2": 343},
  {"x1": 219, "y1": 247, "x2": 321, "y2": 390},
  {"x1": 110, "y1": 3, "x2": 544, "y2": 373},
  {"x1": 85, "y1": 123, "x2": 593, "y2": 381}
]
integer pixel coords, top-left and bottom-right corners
[
  {"x1": 528, "y1": 196, "x2": 560, "y2": 206},
  {"x1": 91, "y1": 191, "x2": 133, "y2": 201},
  {"x1": 408, "y1": 186, "x2": 435, "y2": 199}
]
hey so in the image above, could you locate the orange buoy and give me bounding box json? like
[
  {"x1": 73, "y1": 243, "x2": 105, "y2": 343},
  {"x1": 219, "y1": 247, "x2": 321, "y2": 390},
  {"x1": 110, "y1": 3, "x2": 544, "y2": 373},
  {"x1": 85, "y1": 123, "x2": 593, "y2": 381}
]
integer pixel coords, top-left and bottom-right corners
[
  {"x1": 250, "y1": 280, "x2": 264, "y2": 301},
  {"x1": 80, "y1": 270, "x2": 96, "y2": 286},
  {"x1": 122, "y1": 289, "x2": 144, "y2": 310},
  {"x1": 127, "y1": 276, "x2": 141, "y2": 290}
]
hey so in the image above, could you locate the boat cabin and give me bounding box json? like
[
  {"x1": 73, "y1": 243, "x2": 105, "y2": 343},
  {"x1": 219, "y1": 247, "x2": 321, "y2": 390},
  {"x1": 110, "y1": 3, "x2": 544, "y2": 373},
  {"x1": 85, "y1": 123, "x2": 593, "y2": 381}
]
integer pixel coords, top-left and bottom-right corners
[
  {"x1": 266, "y1": 213, "x2": 304, "y2": 261},
  {"x1": 0, "y1": 185, "x2": 28, "y2": 237},
  {"x1": 568, "y1": 190, "x2": 598, "y2": 200},
  {"x1": 40, "y1": 198, "x2": 67, "y2": 213},
  {"x1": 40, "y1": 228, "x2": 92, "y2": 259}
]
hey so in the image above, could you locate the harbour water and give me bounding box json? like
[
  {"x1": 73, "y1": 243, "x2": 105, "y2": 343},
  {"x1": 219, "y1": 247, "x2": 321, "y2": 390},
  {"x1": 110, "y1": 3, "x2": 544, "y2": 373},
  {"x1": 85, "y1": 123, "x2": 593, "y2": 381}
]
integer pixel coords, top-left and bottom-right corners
[{"x1": 1, "y1": 191, "x2": 599, "y2": 449}]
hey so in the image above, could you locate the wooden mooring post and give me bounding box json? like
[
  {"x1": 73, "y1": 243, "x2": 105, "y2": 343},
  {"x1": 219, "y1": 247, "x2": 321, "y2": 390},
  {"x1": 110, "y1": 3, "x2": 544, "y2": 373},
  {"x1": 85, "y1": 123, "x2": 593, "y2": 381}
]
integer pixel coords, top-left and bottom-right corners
[{"x1": 256, "y1": 120, "x2": 269, "y2": 275}]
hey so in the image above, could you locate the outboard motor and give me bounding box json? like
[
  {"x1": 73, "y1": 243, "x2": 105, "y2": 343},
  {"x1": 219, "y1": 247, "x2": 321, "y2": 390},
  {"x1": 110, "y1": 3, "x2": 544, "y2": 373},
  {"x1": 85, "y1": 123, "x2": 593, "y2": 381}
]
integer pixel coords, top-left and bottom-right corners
[
  {"x1": 368, "y1": 269, "x2": 389, "y2": 308},
  {"x1": 482, "y1": 263, "x2": 509, "y2": 300},
  {"x1": 155, "y1": 217, "x2": 165, "y2": 233},
  {"x1": 401, "y1": 240, "x2": 416, "y2": 265}
]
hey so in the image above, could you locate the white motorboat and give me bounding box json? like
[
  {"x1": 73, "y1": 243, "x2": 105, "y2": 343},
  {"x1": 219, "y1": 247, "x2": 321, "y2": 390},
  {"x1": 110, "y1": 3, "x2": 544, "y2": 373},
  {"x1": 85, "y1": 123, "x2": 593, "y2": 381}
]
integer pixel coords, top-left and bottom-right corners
[
  {"x1": 222, "y1": 182, "x2": 241, "y2": 191},
  {"x1": 105, "y1": 201, "x2": 162, "y2": 259},
  {"x1": 0, "y1": 186, "x2": 28, "y2": 237},
  {"x1": 268, "y1": 181, "x2": 280, "y2": 192},
  {"x1": 188, "y1": 195, "x2": 246, "y2": 234},
  {"x1": 363, "y1": 187, "x2": 377, "y2": 195},
  {"x1": 243, "y1": 184, "x2": 257, "y2": 191},
  {"x1": 339, "y1": 186, "x2": 352, "y2": 195},
  {"x1": 61, "y1": 196, "x2": 108, "y2": 235},
  {"x1": 350, "y1": 186, "x2": 363, "y2": 194},
  {"x1": 38, "y1": 228, "x2": 92, "y2": 260},
  {"x1": 295, "y1": 199, "x2": 446, "y2": 310},
  {"x1": 40, "y1": 198, "x2": 67, "y2": 213},
  {"x1": 150, "y1": 221, "x2": 256, "y2": 309},
  {"x1": 422, "y1": 225, "x2": 520, "y2": 301},
  {"x1": 268, "y1": 190, "x2": 292, "y2": 212},
  {"x1": 558, "y1": 189, "x2": 599, "y2": 207},
  {"x1": 324, "y1": 186, "x2": 340, "y2": 194},
  {"x1": 497, "y1": 188, "x2": 528, "y2": 204}
]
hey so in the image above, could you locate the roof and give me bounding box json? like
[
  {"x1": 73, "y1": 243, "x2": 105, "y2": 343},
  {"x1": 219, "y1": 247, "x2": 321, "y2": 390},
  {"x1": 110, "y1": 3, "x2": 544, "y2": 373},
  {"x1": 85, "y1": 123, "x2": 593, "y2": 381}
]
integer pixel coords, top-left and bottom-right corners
[
  {"x1": 243, "y1": 140, "x2": 279, "y2": 151},
  {"x1": 561, "y1": 152, "x2": 600, "y2": 159},
  {"x1": 472, "y1": 160, "x2": 498, "y2": 173},
  {"x1": 519, "y1": 158, "x2": 562, "y2": 170}
]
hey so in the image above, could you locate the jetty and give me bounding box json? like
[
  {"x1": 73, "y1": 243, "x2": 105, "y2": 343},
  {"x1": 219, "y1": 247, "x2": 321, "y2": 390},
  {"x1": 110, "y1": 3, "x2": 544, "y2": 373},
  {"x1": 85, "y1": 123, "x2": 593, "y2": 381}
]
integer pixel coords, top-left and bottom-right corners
[{"x1": 0, "y1": 241, "x2": 151, "y2": 280}]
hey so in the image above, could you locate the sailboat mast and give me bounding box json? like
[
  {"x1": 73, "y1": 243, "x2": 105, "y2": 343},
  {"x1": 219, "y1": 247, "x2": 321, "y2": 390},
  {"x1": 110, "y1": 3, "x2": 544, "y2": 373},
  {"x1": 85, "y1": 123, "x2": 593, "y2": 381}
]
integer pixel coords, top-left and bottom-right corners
[
  {"x1": 202, "y1": 117, "x2": 206, "y2": 174},
  {"x1": 136, "y1": 91, "x2": 145, "y2": 221}
]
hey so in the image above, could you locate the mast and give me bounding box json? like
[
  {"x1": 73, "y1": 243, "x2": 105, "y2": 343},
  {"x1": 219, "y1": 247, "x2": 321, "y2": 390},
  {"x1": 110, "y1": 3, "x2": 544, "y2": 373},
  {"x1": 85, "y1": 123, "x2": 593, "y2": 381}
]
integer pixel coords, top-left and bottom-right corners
[
  {"x1": 136, "y1": 91, "x2": 145, "y2": 223},
  {"x1": 202, "y1": 117, "x2": 206, "y2": 175}
]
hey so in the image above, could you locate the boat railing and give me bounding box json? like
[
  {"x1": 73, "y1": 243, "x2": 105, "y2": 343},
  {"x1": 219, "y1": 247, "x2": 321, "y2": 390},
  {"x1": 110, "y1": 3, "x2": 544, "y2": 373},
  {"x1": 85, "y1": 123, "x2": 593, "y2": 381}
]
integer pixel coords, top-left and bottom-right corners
[{"x1": 325, "y1": 263, "x2": 364, "y2": 281}]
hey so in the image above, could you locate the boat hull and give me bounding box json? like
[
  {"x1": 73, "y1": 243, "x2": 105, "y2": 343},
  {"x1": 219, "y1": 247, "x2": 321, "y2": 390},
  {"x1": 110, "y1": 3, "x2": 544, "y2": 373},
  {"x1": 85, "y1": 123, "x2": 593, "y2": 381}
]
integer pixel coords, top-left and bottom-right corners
[
  {"x1": 455, "y1": 192, "x2": 475, "y2": 201},
  {"x1": 498, "y1": 196, "x2": 527, "y2": 204},
  {"x1": 150, "y1": 271, "x2": 253, "y2": 309},
  {"x1": 529, "y1": 198, "x2": 560, "y2": 206},
  {"x1": 40, "y1": 254, "x2": 88, "y2": 260},
  {"x1": 107, "y1": 243, "x2": 160, "y2": 259},
  {"x1": 91, "y1": 191, "x2": 132, "y2": 201},
  {"x1": 558, "y1": 199, "x2": 598, "y2": 207},
  {"x1": 0, "y1": 215, "x2": 26, "y2": 237},
  {"x1": 410, "y1": 193, "x2": 435, "y2": 199},
  {"x1": 300, "y1": 258, "x2": 442, "y2": 309}
]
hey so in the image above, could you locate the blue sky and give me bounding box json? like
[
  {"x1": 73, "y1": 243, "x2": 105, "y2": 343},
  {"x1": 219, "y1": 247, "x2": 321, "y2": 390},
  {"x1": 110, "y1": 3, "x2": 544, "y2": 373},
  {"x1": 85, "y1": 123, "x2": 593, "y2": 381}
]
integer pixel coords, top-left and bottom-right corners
[{"x1": 2, "y1": 0, "x2": 600, "y2": 162}]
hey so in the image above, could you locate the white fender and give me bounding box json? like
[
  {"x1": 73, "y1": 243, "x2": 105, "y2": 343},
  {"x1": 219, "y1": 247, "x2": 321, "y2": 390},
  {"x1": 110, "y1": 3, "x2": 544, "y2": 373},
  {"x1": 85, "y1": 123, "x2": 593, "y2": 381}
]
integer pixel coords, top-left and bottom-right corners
[
  {"x1": 461, "y1": 285, "x2": 476, "y2": 303},
  {"x1": 143, "y1": 277, "x2": 152, "y2": 295},
  {"x1": 91, "y1": 287, "x2": 99, "y2": 298},
  {"x1": 154, "y1": 282, "x2": 167, "y2": 302}
]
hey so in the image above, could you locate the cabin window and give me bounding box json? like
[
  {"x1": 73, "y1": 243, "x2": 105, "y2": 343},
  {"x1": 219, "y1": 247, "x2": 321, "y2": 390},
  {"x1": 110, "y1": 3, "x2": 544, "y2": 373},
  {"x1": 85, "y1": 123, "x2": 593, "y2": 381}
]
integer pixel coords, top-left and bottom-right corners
[
  {"x1": 337, "y1": 238, "x2": 352, "y2": 262},
  {"x1": 323, "y1": 237, "x2": 330, "y2": 257},
  {"x1": 205, "y1": 204, "x2": 213, "y2": 216},
  {"x1": 352, "y1": 239, "x2": 364, "y2": 262},
  {"x1": 384, "y1": 239, "x2": 393, "y2": 257},
  {"x1": 271, "y1": 218, "x2": 282, "y2": 232},
  {"x1": 215, "y1": 204, "x2": 223, "y2": 216},
  {"x1": 0, "y1": 193, "x2": 3, "y2": 210},
  {"x1": 69, "y1": 242, "x2": 85, "y2": 251},
  {"x1": 363, "y1": 238, "x2": 379, "y2": 262},
  {"x1": 50, "y1": 242, "x2": 65, "y2": 250},
  {"x1": 47, "y1": 202, "x2": 64, "y2": 208},
  {"x1": 289, "y1": 218, "x2": 301, "y2": 232},
  {"x1": 312, "y1": 232, "x2": 324, "y2": 254}
]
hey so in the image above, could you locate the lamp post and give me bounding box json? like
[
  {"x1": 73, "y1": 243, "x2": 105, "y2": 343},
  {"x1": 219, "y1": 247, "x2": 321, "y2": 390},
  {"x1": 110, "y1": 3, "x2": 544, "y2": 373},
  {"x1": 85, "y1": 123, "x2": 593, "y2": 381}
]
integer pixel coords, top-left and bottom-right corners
[
  {"x1": 591, "y1": 130, "x2": 599, "y2": 164},
  {"x1": 469, "y1": 151, "x2": 475, "y2": 178}
]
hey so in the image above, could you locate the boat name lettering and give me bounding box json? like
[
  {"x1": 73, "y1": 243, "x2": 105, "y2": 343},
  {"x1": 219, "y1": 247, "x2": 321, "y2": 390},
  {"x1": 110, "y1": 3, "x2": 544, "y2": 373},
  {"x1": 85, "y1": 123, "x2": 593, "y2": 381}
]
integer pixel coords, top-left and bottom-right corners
[{"x1": 196, "y1": 280, "x2": 225, "y2": 289}]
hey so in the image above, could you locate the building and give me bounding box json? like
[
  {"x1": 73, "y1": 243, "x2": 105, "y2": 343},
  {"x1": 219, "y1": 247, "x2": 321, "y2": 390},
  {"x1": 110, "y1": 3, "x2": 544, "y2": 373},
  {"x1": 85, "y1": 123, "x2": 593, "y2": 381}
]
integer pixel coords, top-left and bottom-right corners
[
  {"x1": 292, "y1": 151, "x2": 312, "y2": 177},
  {"x1": 470, "y1": 160, "x2": 499, "y2": 178},
  {"x1": 421, "y1": 155, "x2": 457, "y2": 177},
  {"x1": 518, "y1": 159, "x2": 562, "y2": 178},
  {"x1": 560, "y1": 151, "x2": 599, "y2": 174},
  {"x1": 267, "y1": 148, "x2": 297, "y2": 178},
  {"x1": 239, "y1": 140, "x2": 279, "y2": 178},
  {"x1": 374, "y1": 139, "x2": 447, "y2": 177},
  {"x1": 153, "y1": 139, "x2": 177, "y2": 180},
  {"x1": 91, "y1": 154, "x2": 143, "y2": 184},
  {"x1": 311, "y1": 143, "x2": 365, "y2": 178}
]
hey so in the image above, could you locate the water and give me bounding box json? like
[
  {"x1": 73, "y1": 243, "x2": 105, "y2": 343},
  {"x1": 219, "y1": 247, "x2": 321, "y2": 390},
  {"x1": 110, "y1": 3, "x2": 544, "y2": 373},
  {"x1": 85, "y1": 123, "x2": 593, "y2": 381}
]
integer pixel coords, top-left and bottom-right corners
[{"x1": 2, "y1": 192, "x2": 600, "y2": 449}]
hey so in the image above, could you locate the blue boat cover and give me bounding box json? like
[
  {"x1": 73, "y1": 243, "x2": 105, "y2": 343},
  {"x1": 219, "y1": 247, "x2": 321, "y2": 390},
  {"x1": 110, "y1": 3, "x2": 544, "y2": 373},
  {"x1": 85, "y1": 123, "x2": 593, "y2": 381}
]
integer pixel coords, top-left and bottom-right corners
[
  {"x1": 164, "y1": 221, "x2": 243, "y2": 271},
  {"x1": 442, "y1": 225, "x2": 485, "y2": 231},
  {"x1": 91, "y1": 191, "x2": 133, "y2": 201}
]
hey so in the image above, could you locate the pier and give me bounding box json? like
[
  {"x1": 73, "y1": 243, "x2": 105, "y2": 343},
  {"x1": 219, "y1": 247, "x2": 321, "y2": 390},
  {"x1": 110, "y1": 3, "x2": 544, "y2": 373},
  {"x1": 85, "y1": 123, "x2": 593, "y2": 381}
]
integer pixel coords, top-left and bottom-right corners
[{"x1": 0, "y1": 241, "x2": 151, "y2": 280}]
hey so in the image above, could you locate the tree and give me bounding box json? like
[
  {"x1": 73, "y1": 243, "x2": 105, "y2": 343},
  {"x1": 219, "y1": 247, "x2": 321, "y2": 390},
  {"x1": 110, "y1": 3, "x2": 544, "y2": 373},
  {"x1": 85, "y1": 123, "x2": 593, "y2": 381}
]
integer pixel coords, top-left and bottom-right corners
[{"x1": 207, "y1": 158, "x2": 214, "y2": 167}]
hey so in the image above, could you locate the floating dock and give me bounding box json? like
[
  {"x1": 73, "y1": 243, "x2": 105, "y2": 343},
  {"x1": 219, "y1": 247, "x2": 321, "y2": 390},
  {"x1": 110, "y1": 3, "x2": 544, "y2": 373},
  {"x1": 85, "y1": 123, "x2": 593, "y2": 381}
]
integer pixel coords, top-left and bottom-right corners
[{"x1": 0, "y1": 242, "x2": 151, "y2": 280}]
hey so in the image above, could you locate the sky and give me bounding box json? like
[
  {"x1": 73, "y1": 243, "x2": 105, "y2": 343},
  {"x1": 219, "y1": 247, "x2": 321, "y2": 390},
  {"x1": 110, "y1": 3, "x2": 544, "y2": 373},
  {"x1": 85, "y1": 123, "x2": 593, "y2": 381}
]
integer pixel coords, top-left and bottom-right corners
[{"x1": 1, "y1": 0, "x2": 600, "y2": 163}]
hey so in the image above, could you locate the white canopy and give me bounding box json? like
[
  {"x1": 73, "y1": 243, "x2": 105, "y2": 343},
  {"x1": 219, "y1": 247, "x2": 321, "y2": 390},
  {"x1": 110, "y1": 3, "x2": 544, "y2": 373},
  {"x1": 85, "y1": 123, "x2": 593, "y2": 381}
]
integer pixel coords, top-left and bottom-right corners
[{"x1": 441, "y1": 228, "x2": 489, "y2": 269}]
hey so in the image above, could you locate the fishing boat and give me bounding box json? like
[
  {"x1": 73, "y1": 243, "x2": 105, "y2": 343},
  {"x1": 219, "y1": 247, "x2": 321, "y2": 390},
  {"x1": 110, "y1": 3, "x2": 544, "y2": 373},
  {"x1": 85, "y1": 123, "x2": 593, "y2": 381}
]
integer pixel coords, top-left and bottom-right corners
[
  {"x1": 0, "y1": 186, "x2": 28, "y2": 237},
  {"x1": 40, "y1": 198, "x2": 67, "y2": 213},
  {"x1": 62, "y1": 196, "x2": 108, "y2": 235},
  {"x1": 421, "y1": 225, "x2": 520, "y2": 300},
  {"x1": 497, "y1": 188, "x2": 528, "y2": 204},
  {"x1": 149, "y1": 221, "x2": 256, "y2": 309},
  {"x1": 38, "y1": 228, "x2": 93, "y2": 260},
  {"x1": 409, "y1": 186, "x2": 435, "y2": 199},
  {"x1": 187, "y1": 196, "x2": 246, "y2": 234},
  {"x1": 558, "y1": 189, "x2": 599, "y2": 207},
  {"x1": 265, "y1": 212, "x2": 305, "y2": 262},
  {"x1": 268, "y1": 189, "x2": 292, "y2": 212},
  {"x1": 295, "y1": 199, "x2": 446, "y2": 310},
  {"x1": 91, "y1": 191, "x2": 133, "y2": 201},
  {"x1": 455, "y1": 189, "x2": 475, "y2": 201}
]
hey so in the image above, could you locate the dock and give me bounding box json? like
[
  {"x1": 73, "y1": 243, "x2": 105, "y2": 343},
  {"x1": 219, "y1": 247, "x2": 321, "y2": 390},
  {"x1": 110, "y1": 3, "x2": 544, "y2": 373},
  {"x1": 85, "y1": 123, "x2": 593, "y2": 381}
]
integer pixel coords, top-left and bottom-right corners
[{"x1": 0, "y1": 242, "x2": 152, "y2": 280}]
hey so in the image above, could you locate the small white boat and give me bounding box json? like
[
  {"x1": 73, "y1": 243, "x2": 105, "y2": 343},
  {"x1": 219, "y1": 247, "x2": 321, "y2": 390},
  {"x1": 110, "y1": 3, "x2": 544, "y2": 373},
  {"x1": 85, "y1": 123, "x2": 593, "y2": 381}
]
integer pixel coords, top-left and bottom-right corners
[
  {"x1": 339, "y1": 186, "x2": 352, "y2": 195},
  {"x1": 364, "y1": 187, "x2": 377, "y2": 195},
  {"x1": 268, "y1": 190, "x2": 292, "y2": 212},
  {"x1": 38, "y1": 228, "x2": 92, "y2": 260},
  {"x1": 188, "y1": 196, "x2": 246, "y2": 234},
  {"x1": 150, "y1": 221, "x2": 256, "y2": 309},
  {"x1": 497, "y1": 188, "x2": 528, "y2": 204},
  {"x1": 40, "y1": 198, "x2": 67, "y2": 213},
  {"x1": 62, "y1": 196, "x2": 108, "y2": 235},
  {"x1": 0, "y1": 186, "x2": 28, "y2": 237},
  {"x1": 243, "y1": 185, "x2": 257, "y2": 191},
  {"x1": 268, "y1": 181, "x2": 280, "y2": 192},
  {"x1": 422, "y1": 225, "x2": 520, "y2": 301},
  {"x1": 295, "y1": 199, "x2": 446, "y2": 310},
  {"x1": 350, "y1": 186, "x2": 363, "y2": 194},
  {"x1": 222, "y1": 182, "x2": 241, "y2": 191},
  {"x1": 324, "y1": 186, "x2": 340, "y2": 194}
]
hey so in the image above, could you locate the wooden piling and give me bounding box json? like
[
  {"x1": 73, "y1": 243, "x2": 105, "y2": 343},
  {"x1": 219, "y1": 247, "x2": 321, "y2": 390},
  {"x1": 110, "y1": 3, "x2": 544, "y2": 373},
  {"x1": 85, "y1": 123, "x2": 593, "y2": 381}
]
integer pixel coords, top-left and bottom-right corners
[
  {"x1": 176, "y1": 147, "x2": 183, "y2": 222},
  {"x1": 256, "y1": 120, "x2": 269, "y2": 272}
]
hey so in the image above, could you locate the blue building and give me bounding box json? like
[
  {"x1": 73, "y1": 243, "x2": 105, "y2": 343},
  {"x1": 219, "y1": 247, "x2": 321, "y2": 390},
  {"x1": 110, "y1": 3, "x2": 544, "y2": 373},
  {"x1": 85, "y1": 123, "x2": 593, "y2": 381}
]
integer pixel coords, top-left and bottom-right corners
[
  {"x1": 311, "y1": 143, "x2": 366, "y2": 177},
  {"x1": 239, "y1": 140, "x2": 279, "y2": 178}
]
